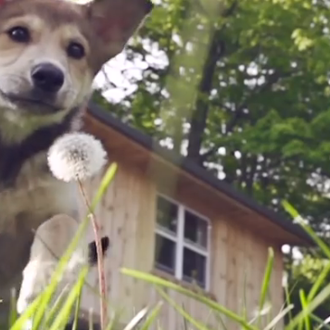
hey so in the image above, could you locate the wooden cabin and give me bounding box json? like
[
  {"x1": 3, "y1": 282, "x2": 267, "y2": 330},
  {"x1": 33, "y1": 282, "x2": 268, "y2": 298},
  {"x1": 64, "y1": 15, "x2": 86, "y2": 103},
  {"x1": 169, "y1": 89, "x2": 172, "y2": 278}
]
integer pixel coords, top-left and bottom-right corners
[{"x1": 80, "y1": 102, "x2": 311, "y2": 330}]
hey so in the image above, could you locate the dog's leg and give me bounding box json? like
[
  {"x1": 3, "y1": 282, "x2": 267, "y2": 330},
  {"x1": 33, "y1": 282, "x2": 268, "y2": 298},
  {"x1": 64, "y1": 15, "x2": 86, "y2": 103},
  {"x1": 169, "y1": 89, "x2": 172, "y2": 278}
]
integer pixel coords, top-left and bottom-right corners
[
  {"x1": 16, "y1": 214, "x2": 110, "y2": 316},
  {"x1": 0, "y1": 204, "x2": 83, "y2": 320}
]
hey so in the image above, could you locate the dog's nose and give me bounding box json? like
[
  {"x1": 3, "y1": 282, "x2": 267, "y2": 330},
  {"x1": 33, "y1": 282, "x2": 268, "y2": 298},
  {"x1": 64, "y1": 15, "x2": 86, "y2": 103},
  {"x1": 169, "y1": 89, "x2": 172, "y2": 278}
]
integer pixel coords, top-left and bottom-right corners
[{"x1": 31, "y1": 63, "x2": 64, "y2": 93}]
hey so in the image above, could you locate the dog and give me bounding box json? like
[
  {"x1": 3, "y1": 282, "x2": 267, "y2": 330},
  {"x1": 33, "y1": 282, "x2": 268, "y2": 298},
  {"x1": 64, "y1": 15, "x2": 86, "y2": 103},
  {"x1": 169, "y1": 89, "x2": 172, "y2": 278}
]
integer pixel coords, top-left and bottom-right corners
[
  {"x1": 16, "y1": 214, "x2": 110, "y2": 327},
  {"x1": 0, "y1": 0, "x2": 153, "y2": 316}
]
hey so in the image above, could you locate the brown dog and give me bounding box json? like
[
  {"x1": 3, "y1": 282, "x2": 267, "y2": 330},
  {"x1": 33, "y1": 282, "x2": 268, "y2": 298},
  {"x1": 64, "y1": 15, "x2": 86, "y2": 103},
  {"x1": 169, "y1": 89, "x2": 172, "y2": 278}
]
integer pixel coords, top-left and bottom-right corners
[{"x1": 0, "y1": 0, "x2": 152, "y2": 317}]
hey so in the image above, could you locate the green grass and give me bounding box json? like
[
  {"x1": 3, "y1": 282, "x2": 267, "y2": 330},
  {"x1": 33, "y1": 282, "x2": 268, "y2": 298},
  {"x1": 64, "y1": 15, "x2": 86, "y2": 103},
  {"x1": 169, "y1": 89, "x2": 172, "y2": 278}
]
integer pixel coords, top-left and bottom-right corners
[{"x1": 7, "y1": 166, "x2": 330, "y2": 330}]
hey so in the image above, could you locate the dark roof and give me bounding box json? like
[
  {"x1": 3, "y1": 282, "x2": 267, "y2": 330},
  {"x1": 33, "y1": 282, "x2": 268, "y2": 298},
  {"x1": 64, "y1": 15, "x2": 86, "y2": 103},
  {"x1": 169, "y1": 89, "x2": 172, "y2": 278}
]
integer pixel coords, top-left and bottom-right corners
[{"x1": 88, "y1": 101, "x2": 314, "y2": 245}]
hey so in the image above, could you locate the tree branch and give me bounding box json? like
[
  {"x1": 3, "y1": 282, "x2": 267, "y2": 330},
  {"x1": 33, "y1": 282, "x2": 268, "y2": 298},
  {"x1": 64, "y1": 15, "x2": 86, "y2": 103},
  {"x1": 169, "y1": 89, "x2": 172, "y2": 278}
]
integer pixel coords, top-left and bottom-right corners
[{"x1": 186, "y1": 1, "x2": 240, "y2": 164}]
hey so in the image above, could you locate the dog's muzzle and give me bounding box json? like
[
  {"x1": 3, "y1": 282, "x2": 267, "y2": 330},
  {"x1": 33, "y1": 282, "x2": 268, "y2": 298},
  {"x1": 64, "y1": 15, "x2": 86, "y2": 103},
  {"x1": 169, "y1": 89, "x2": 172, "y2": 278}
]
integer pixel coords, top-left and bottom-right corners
[{"x1": 0, "y1": 62, "x2": 66, "y2": 113}]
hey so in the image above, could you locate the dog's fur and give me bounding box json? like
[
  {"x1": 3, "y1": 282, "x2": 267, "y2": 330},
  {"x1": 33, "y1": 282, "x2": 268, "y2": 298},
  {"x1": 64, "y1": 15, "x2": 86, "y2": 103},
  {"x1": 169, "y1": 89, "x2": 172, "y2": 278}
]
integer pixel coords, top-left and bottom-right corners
[
  {"x1": 0, "y1": 0, "x2": 152, "y2": 311},
  {"x1": 16, "y1": 214, "x2": 110, "y2": 316}
]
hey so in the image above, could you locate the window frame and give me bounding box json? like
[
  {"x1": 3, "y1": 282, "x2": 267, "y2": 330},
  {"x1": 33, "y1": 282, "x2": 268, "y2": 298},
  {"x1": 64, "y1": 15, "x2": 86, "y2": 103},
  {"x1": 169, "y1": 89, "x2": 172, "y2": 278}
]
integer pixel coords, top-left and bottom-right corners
[{"x1": 154, "y1": 193, "x2": 212, "y2": 291}]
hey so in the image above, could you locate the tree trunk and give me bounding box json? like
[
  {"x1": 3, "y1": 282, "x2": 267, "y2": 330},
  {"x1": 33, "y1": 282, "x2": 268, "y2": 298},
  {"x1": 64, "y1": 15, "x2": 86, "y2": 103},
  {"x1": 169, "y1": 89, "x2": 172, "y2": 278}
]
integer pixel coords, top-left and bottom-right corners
[
  {"x1": 186, "y1": 32, "x2": 222, "y2": 164},
  {"x1": 186, "y1": 1, "x2": 238, "y2": 164}
]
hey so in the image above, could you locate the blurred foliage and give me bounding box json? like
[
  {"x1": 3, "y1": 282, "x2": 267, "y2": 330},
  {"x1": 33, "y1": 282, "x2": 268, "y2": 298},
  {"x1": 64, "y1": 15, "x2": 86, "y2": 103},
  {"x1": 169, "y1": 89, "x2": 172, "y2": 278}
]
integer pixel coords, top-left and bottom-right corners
[
  {"x1": 95, "y1": 0, "x2": 330, "y2": 234},
  {"x1": 286, "y1": 254, "x2": 330, "y2": 325}
]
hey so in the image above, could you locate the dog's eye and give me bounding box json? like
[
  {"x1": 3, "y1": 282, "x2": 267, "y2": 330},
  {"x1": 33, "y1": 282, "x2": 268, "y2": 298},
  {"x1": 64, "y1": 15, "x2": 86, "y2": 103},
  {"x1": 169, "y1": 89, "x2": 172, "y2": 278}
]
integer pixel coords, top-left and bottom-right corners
[
  {"x1": 7, "y1": 26, "x2": 30, "y2": 43},
  {"x1": 67, "y1": 42, "x2": 85, "y2": 59}
]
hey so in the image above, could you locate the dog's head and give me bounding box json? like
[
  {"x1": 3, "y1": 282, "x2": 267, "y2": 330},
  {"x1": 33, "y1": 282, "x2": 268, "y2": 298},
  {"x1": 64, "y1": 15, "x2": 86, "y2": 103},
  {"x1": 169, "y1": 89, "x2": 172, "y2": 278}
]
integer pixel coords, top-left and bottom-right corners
[{"x1": 0, "y1": 0, "x2": 152, "y2": 137}]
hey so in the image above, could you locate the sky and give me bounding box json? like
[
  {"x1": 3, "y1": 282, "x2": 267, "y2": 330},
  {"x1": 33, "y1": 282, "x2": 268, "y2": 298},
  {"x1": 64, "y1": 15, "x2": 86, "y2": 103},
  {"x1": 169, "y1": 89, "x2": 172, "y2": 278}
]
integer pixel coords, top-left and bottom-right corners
[
  {"x1": 93, "y1": 37, "x2": 169, "y2": 105},
  {"x1": 93, "y1": 54, "x2": 142, "y2": 103}
]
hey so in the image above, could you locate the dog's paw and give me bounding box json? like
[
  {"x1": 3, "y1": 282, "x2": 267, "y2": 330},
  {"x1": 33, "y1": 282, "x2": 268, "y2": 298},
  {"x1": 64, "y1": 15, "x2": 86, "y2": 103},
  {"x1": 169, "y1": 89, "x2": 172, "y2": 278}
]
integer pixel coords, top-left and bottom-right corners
[{"x1": 87, "y1": 236, "x2": 110, "y2": 266}]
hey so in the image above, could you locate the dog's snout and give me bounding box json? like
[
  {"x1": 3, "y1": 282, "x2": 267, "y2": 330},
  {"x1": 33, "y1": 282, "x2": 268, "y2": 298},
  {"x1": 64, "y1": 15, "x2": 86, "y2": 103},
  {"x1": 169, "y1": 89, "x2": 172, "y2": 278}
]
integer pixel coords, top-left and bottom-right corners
[{"x1": 31, "y1": 63, "x2": 64, "y2": 93}]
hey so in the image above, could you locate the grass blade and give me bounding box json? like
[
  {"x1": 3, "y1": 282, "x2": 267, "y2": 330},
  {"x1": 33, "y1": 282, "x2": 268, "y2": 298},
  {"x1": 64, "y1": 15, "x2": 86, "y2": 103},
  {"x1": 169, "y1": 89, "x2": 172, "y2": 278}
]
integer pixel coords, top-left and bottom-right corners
[
  {"x1": 91, "y1": 163, "x2": 117, "y2": 211},
  {"x1": 307, "y1": 259, "x2": 330, "y2": 302},
  {"x1": 10, "y1": 295, "x2": 42, "y2": 330},
  {"x1": 258, "y1": 248, "x2": 274, "y2": 313},
  {"x1": 123, "y1": 307, "x2": 149, "y2": 330},
  {"x1": 139, "y1": 301, "x2": 163, "y2": 330},
  {"x1": 299, "y1": 290, "x2": 311, "y2": 330},
  {"x1": 71, "y1": 281, "x2": 83, "y2": 330},
  {"x1": 31, "y1": 214, "x2": 90, "y2": 330},
  {"x1": 121, "y1": 268, "x2": 259, "y2": 330},
  {"x1": 313, "y1": 313, "x2": 330, "y2": 330},
  {"x1": 213, "y1": 311, "x2": 228, "y2": 330},
  {"x1": 156, "y1": 288, "x2": 211, "y2": 330},
  {"x1": 284, "y1": 282, "x2": 294, "y2": 323},
  {"x1": 44, "y1": 286, "x2": 70, "y2": 327},
  {"x1": 105, "y1": 311, "x2": 122, "y2": 330},
  {"x1": 282, "y1": 201, "x2": 330, "y2": 259},
  {"x1": 49, "y1": 267, "x2": 88, "y2": 330},
  {"x1": 286, "y1": 280, "x2": 330, "y2": 330},
  {"x1": 264, "y1": 304, "x2": 294, "y2": 330},
  {"x1": 8, "y1": 288, "x2": 18, "y2": 328}
]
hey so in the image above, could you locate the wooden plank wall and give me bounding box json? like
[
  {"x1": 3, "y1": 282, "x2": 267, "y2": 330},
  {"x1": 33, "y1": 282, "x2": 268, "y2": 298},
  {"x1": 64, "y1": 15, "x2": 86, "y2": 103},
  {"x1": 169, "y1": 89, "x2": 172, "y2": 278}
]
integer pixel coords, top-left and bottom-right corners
[
  {"x1": 212, "y1": 219, "x2": 284, "y2": 330},
  {"x1": 79, "y1": 161, "x2": 284, "y2": 330}
]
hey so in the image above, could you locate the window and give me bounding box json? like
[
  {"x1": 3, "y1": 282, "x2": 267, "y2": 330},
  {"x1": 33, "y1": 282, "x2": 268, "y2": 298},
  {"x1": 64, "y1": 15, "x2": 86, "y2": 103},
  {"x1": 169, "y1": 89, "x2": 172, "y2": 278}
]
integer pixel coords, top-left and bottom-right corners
[{"x1": 154, "y1": 194, "x2": 210, "y2": 290}]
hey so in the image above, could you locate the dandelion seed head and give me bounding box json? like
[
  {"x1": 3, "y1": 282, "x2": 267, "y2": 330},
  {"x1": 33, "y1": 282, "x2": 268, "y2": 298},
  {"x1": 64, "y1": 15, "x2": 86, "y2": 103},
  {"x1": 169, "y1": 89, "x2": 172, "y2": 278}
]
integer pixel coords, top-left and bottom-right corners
[{"x1": 48, "y1": 132, "x2": 107, "y2": 182}]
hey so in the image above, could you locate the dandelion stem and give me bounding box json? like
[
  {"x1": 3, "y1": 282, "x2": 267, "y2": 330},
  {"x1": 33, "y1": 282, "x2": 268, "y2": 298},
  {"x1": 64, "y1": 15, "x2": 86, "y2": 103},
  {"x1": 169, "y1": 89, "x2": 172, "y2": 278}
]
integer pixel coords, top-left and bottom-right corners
[{"x1": 77, "y1": 178, "x2": 108, "y2": 330}]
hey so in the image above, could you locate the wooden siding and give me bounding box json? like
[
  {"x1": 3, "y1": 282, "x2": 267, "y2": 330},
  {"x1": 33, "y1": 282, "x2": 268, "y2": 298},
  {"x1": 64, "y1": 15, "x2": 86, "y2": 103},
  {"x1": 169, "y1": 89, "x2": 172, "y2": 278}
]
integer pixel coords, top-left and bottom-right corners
[{"x1": 79, "y1": 160, "x2": 284, "y2": 330}]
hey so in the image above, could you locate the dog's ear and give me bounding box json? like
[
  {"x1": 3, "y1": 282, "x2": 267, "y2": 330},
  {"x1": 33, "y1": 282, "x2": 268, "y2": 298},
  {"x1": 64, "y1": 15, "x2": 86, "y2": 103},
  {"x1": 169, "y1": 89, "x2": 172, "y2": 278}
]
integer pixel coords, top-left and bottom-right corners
[{"x1": 85, "y1": 0, "x2": 153, "y2": 63}]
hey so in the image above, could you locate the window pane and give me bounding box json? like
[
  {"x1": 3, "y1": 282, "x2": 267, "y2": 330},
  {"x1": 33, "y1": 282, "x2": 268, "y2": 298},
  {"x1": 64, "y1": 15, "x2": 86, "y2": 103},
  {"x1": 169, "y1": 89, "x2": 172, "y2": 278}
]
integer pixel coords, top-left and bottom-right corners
[
  {"x1": 184, "y1": 210, "x2": 208, "y2": 248},
  {"x1": 182, "y1": 247, "x2": 206, "y2": 288},
  {"x1": 154, "y1": 234, "x2": 176, "y2": 275},
  {"x1": 156, "y1": 196, "x2": 178, "y2": 233}
]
